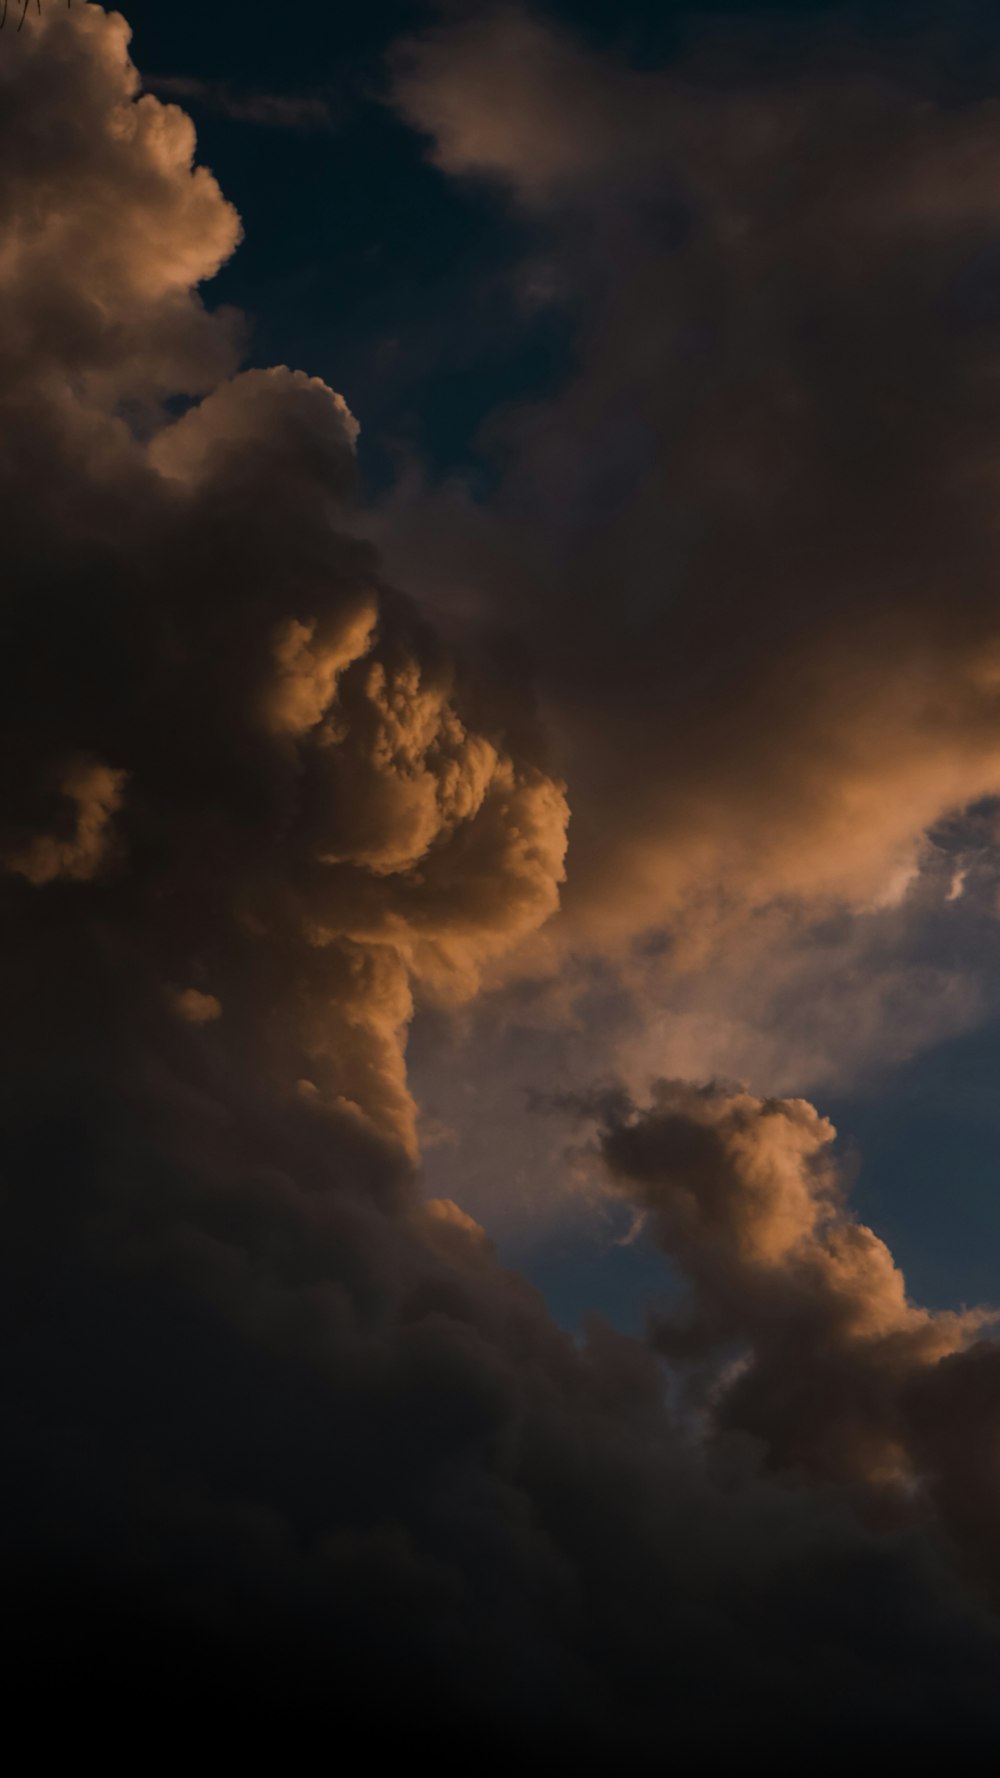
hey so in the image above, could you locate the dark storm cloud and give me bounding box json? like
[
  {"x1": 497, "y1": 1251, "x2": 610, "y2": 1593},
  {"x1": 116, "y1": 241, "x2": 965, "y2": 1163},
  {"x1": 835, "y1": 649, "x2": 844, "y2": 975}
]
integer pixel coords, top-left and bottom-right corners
[{"x1": 4, "y1": 7, "x2": 1000, "y2": 1761}]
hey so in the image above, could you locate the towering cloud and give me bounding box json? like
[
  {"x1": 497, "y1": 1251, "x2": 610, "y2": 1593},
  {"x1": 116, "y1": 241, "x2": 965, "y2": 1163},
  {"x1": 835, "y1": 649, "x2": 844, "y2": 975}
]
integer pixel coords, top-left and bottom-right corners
[
  {"x1": 3, "y1": 7, "x2": 1000, "y2": 1761},
  {"x1": 0, "y1": 4, "x2": 568, "y2": 1150}
]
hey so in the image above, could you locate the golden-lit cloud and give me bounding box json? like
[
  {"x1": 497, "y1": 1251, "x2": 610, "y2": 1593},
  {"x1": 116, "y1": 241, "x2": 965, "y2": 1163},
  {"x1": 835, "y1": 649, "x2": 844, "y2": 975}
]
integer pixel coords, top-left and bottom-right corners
[
  {"x1": 3, "y1": 758, "x2": 125, "y2": 886},
  {"x1": 596, "y1": 1080, "x2": 993, "y2": 1493}
]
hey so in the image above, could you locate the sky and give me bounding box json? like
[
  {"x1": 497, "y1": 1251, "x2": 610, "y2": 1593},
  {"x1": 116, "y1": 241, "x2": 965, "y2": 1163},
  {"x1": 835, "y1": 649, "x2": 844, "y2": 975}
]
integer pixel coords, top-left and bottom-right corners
[{"x1": 6, "y1": 0, "x2": 1000, "y2": 1758}]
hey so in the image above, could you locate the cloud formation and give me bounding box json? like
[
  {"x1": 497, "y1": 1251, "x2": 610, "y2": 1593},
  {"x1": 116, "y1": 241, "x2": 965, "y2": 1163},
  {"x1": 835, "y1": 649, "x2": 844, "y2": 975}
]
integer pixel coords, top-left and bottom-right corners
[
  {"x1": 387, "y1": 4, "x2": 1000, "y2": 948},
  {"x1": 3, "y1": 757, "x2": 126, "y2": 885},
  {"x1": 147, "y1": 74, "x2": 337, "y2": 133},
  {"x1": 595, "y1": 1081, "x2": 992, "y2": 1495},
  {"x1": 0, "y1": 5, "x2": 568, "y2": 1153},
  {"x1": 4, "y1": 7, "x2": 1000, "y2": 1761}
]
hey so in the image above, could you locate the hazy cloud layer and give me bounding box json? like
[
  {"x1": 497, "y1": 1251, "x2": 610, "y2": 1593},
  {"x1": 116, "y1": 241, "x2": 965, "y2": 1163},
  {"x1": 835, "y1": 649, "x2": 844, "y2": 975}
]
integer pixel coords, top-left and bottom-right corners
[{"x1": 388, "y1": 4, "x2": 1000, "y2": 947}]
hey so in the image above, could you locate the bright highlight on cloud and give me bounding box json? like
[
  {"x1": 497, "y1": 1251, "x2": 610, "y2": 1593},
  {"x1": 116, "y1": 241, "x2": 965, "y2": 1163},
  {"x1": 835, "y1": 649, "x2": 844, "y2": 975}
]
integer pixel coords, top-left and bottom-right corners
[{"x1": 4, "y1": 5, "x2": 1000, "y2": 1761}]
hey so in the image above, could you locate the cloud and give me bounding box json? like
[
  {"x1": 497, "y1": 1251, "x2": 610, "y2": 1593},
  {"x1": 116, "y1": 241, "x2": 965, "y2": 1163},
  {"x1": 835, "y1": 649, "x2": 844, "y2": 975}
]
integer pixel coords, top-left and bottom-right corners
[
  {"x1": 147, "y1": 74, "x2": 338, "y2": 134},
  {"x1": 0, "y1": 1, "x2": 242, "y2": 410},
  {"x1": 0, "y1": 4, "x2": 568, "y2": 1155},
  {"x1": 385, "y1": 4, "x2": 1000, "y2": 952},
  {"x1": 591, "y1": 1074, "x2": 1000, "y2": 1618},
  {"x1": 4, "y1": 7, "x2": 1000, "y2": 1759},
  {"x1": 168, "y1": 985, "x2": 222, "y2": 1024},
  {"x1": 406, "y1": 858, "x2": 1000, "y2": 1251},
  {"x1": 390, "y1": 6, "x2": 645, "y2": 203},
  {"x1": 594, "y1": 1079, "x2": 993, "y2": 1493},
  {"x1": 3, "y1": 758, "x2": 125, "y2": 885}
]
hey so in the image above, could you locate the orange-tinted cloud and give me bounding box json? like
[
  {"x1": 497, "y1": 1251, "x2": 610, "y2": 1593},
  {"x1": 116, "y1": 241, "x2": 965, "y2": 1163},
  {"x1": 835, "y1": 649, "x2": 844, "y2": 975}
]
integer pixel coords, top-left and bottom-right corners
[
  {"x1": 3, "y1": 9, "x2": 1000, "y2": 1759},
  {"x1": 386, "y1": 5, "x2": 1000, "y2": 951},
  {"x1": 146, "y1": 74, "x2": 337, "y2": 134},
  {"x1": 4, "y1": 758, "x2": 125, "y2": 885},
  {"x1": 0, "y1": 7, "x2": 568, "y2": 1154}
]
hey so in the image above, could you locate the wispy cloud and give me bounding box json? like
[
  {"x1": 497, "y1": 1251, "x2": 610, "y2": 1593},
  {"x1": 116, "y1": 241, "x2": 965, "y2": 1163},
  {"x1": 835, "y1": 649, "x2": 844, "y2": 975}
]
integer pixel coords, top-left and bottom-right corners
[{"x1": 148, "y1": 74, "x2": 338, "y2": 133}]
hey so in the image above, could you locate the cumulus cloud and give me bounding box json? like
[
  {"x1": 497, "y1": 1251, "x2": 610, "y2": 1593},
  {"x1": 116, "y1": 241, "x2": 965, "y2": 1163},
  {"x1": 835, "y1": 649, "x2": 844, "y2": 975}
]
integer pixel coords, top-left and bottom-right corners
[
  {"x1": 0, "y1": 5, "x2": 568, "y2": 1152},
  {"x1": 391, "y1": 7, "x2": 648, "y2": 202},
  {"x1": 168, "y1": 985, "x2": 222, "y2": 1024},
  {"x1": 594, "y1": 1080, "x2": 993, "y2": 1494},
  {"x1": 4, "y1": 7, "x2": 1000, "y2": 1761},
  {"x1": 0, "y1": 1, "x2": 242, "y2": 410},
  {"x1": 146, "y1": 74, "x2": 337, "y2": 133}
]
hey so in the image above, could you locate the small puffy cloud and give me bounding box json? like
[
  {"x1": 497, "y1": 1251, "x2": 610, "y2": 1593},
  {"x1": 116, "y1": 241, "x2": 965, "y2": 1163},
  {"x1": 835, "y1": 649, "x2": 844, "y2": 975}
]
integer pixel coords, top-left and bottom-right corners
[
  {"x1": 391, "y1": 6, "x2": 645, "y2": 203},
  {"x1": 149, "y1": 365, "x2": 360, "y2": 488},
  {"x1": 168, "y1": 986, "x2": 222, "y2": 1025}
]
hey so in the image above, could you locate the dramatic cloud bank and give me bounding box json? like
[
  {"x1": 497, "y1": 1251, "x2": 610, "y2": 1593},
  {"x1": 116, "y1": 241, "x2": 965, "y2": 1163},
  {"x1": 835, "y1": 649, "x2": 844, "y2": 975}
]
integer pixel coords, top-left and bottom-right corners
[
  {"x1": 0, "y1": 5, "x2": 568, "y2": 1153},
  {"x1": 4, "y1": 7, "x2": 1000, "y2": 1761}
]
